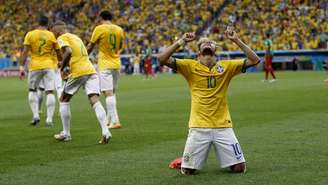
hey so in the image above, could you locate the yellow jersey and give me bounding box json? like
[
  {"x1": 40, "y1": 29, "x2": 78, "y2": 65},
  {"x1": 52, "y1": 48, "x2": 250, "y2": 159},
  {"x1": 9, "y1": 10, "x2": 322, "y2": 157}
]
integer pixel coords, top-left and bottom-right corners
[
  {"x1": 90, "y1": 23, "x2": 124, "y2": 70},
  {"x1": 175, "y1": 58, "x2": 246, "y2": 128},
  {"x1": 57, "y1": 33, "x2": 96, "y2": 78},
  {"x1": 23, "y1": 29, "x2": 59, "y2": 71},
  {"x1": 133, "y1": 55, "x2": 141, "y2": 65}
]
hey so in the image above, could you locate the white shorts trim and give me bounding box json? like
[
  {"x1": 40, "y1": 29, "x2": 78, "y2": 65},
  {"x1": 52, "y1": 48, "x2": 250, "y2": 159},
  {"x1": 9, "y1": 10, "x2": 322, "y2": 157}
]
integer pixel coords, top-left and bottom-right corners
[
  {"x1": 63, "y1": 74, "x2": 100, "y2": 95},
  {"x1": 181, "y1": 128, "x2": 246, "y2": 170}
]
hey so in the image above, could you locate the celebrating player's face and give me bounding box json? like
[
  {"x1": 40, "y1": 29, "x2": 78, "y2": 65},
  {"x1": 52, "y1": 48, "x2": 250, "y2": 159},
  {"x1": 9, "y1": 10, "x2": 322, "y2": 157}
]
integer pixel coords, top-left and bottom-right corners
[
  {"x1": 197, "y1": 41, "x2": 216, "y2": 65},
  {"x1": 200, "y1": 41, "x2": 216, "y2": 56},
  {"x1": 198, "y1": 52, "x2": 215, "y2": 66}
]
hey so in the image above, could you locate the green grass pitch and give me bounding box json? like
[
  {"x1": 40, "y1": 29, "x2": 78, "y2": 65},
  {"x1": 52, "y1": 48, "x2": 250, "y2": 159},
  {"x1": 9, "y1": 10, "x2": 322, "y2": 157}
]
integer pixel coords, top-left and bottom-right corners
[{"x1": 0, "y1": 71, "x2": 327, "y2": 185}]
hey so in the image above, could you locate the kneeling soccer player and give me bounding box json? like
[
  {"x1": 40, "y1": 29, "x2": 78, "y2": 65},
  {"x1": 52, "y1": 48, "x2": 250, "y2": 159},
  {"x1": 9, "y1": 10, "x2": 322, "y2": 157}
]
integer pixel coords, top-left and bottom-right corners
[
  {"x1": 51, "y1": 21, "x2": 111, "y2": 144},
  {"x1": 157, "y1": 27, "x2": 261, "y2": 175}
]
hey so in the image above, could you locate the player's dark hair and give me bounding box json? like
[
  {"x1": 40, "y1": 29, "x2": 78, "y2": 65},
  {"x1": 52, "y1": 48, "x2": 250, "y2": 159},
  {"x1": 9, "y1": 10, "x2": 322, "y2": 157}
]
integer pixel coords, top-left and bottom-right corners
[
  {"x1": 53, "y1": 20, "x2": 66, "y2": 27},
  {"x1": 38, "y1": 16, "x2": 49, "y2": 26},
  {"x1": 100, "y1": 10, "x2": 113, "y2": 21},
  {"x1": 266, "y1": 32, "x2": 270, "y2": 38}
]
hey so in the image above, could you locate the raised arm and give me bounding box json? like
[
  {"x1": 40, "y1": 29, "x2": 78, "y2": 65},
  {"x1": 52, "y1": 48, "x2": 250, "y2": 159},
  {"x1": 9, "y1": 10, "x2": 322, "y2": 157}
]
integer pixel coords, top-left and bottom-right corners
[
  {"x1": 225, "y1": 27, "x2": 261, "y2": 67},
  {"x1": 157, "y1": 32, "x2": 196, "y2": 69}
]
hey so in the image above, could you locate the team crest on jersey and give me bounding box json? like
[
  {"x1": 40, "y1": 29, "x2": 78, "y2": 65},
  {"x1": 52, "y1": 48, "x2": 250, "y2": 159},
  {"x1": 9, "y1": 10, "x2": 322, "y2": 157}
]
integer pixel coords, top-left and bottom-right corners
[{"x1": 217, "y1": 65, "x2": 224, "y2": 73}]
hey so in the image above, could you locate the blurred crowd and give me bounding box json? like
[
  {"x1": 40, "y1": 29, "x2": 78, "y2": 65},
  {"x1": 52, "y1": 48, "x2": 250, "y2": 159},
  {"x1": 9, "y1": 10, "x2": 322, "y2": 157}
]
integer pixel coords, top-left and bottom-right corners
[
  {"x1": 0, "y1": 0, "x2": 223, "y2": 58},
  {"x1": 0, "y1": 0, "x2": 327, "y2": 63},
  {"x1": 206, "y1": 0, "x2": 328, "y2": 52}
]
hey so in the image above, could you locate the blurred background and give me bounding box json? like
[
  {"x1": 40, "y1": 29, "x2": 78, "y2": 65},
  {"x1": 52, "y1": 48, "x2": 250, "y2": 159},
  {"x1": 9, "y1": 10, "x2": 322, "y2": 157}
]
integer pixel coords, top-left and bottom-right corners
[{"x1": 0, "y1": 0, "x2": 327, "y2": 75}]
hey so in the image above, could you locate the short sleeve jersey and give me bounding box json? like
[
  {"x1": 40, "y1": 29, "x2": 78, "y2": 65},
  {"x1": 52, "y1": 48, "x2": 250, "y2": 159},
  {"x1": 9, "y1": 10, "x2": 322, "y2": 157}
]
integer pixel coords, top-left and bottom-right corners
[
  {"x1": 24, "y1": 29, "x2": 59, "y2": 71},
  {"x1": 90, "y1": 24, "x2": 124, "y2": 70},
  {"x1": 58, "y1": 33, "x2": 96, "y2": 78},
  {"x1": 175, "y1": 58, "x2": 246, "y2": 128},
  {"x1": 264, "y1": 39, "x2": 273, "y2": 56}
]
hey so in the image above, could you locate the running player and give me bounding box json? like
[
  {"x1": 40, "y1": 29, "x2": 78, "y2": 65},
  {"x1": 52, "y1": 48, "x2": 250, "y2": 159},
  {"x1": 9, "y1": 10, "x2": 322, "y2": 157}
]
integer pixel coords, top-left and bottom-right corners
[
  {"x1": 157, "y1": 27, "x2": 260, "y2": 175},
  {"x1": 87, "y1": 10, "x2": 124, "y2": 129},
  {"x1": 51, "y1": 21, "x2": 111, "y2": 143},
  {"x1": 264, "y1": 33, "x2": 276, "y2": 82},
  {"x1": 19, "y1": 16, "x2": 60, "y2": 127}
]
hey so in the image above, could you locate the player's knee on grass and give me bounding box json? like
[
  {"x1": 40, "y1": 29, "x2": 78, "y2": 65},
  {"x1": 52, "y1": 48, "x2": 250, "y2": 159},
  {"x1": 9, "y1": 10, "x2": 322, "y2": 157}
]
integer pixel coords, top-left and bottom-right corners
[
  {"x1": 88, "y1": 93, "x2": 100, "y2": 106},
  {"x1": 230, "y1": 162, "x2": 246, "y2": 173},
  {"x1": 181, "y1": 168, "x2": 197, "y2": 175}
]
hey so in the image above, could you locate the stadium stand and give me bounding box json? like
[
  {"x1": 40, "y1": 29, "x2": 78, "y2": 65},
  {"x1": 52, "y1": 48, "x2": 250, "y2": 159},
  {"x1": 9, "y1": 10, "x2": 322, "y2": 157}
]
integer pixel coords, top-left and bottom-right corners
[
  {"x1": 206, "y1": 0, "x2": 328, "y2": 51},
  {"x1": 0, "y1": 0, "x2": 224, "y2": 56},
  {"x1": 0, "y1": 0, "x2": 327, "y2": 72}
]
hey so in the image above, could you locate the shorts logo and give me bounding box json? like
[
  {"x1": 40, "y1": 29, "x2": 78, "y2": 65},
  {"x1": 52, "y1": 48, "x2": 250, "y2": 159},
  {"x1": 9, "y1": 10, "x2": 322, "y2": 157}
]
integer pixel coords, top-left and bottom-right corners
[
  {"x1": 231, "y1": 143, "x2": 243, "y2": 160},
  {"x1": 217, "y1": 65, "x2": 224, "y2": 74},
  {"x1": 183, "y1": 153, "x2": 191, "y2": 163}
]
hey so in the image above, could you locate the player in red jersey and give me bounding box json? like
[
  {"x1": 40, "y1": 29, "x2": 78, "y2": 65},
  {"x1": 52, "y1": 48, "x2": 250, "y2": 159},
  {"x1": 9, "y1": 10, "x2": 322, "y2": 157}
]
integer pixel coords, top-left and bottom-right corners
[
  {"x1": 143, "y1": 56, "x2": 152, "y2": 79},
  {"x1": 264, "y1": 33, "x2": 276, "y2": 82}
]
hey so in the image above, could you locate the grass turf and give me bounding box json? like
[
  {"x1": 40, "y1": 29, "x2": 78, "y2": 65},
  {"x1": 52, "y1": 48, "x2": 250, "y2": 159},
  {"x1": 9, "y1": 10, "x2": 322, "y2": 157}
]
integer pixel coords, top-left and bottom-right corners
[{"x1": 0, "y1": 71, "x2": 327, "y2": 185}]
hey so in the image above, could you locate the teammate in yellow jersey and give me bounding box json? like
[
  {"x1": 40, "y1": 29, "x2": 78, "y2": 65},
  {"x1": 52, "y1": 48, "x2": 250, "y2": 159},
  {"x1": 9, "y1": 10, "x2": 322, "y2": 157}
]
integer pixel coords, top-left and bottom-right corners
[
  {"x1": 19, "y1": 16, "x2": 61, "y2": 127},
  {"x1": 37, "y1": 31, "x2": 64, "y2": 115},
  {"x1": 51, "y1": 21, "x2": 111, "y2": 144},
  {"x1": 87, "y1": 10, "x2": 124, "y2": 129},
  {"x1": 157, "y1": 27, "x2": 261, "y2": 175}
]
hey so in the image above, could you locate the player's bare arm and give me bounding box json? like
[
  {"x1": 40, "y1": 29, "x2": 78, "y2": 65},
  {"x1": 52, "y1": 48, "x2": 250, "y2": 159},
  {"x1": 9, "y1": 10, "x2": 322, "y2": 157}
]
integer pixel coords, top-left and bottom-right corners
[
  {"x1": 86, "y1": 42, "x2": 98, "y2": 65},
  {"x1": 86, "y1": 42, "x2": 96, "y2": 55},
  {"x1": 55, "y1": 49, "x2": 62, "y2": 65},
  {"x1": 61, "y1": 46, "x2": 72, "y2": 70},
  {"x1": 60, "y1": 46, "x2": 72, "y2": 79},
  {"x1": 225, "y1": 27, "x2": 260, "y2": 67},
  {"x1": 18, "y1": 45, "x2": 31, "y2": 79},
  {"x1": 157, "y1": 32, "x2": 196, "y2": 69}
]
